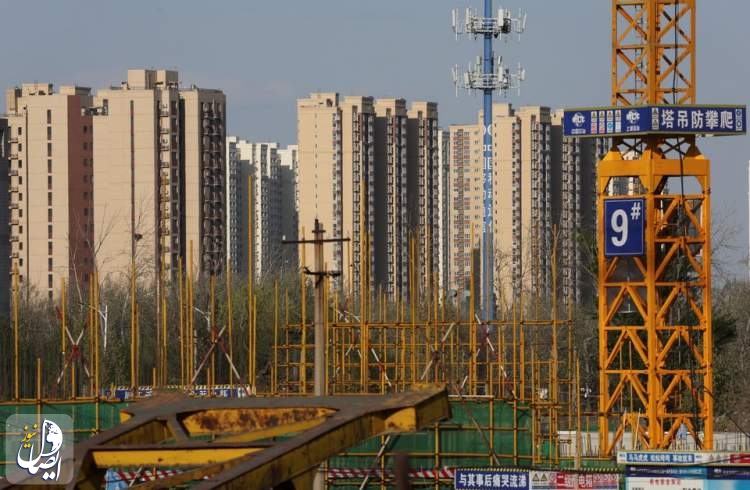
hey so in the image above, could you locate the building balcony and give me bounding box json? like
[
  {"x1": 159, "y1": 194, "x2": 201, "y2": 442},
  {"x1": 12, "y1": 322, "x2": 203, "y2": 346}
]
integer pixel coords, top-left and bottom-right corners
[{"x1": 9, "y1": 153, "x2": 18, "y2": 160}]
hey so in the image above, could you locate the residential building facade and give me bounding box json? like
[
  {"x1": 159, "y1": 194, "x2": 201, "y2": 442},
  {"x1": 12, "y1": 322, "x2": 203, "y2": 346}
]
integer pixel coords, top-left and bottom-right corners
[
  {"x1": 373, "y1": 99, "x2": 408, "y2": 298},
  {"x1": 277, "y1": 144, "x2": 299, "y2": 270},
  {"x1": 5, "y1": 84, "x2": 94, "y2": 299},
  {"x1": 92, "y1": 69, "x2": 226, "y2": 284},
  {"x1": 436, "y1": 128, "x2": 450, "y2": 298},
  {"x1": 226, "y1": 138, "x2": 290, "y2": 281},
  {"x1": 297, "y1": 93, "x2": 440, "y2": 302},
  {"x1": 407, "y1": 102, "x2": 440, "y2": 300},
  {"x1": 449, "y1": 104, "x2": 597, "y2": 311},
  {"x1": 0, "y1": 118, "x2": 9, "y2": 312}
]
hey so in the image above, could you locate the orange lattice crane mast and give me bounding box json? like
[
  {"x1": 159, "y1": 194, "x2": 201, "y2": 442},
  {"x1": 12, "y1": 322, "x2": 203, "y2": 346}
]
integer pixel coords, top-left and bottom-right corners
[{"x1": 563, "y1": 0, "x2": 746, "y2": 455}]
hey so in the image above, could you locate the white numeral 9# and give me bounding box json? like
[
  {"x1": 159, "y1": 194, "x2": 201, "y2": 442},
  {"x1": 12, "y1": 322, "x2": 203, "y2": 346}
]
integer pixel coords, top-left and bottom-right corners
[{"x1": 610, "y1": 209, "x2": 628, "y2": 247}]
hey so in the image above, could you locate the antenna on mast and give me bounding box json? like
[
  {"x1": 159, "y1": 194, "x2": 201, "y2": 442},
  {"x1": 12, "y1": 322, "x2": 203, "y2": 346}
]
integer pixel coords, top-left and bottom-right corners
[{"x1": 451, "y1": 2, "x2": 527, "y2": 322}]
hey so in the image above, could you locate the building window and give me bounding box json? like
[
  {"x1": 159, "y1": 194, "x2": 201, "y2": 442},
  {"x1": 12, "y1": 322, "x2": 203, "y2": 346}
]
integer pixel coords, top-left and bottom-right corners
[
  {"x1": 47, "y1": 110, "x2": 52, "y2": 124},
  {"x1": 83, "y1": 208, "x2": 88, "y2": 216},
  {"x1": 48, "y1": 225, "x2": 52, "y2": 239},
  {"x1": 48, "y1": 209, "x2": 52, "y2": 221},
  {"x1": 83, "y1": 191, "x2": 88, "y2": 199},
  {"x1": 18, "y1": 176, "x2": 22, "y2": 185},
  {"x1": 47, "y1": 143, "x2": 52, "y2": 157},
  {"x1": 48, "y1": 176, "x2": 52, "y2": 190},
  {"x1": 83, "y1": 142, "x2": 87, "y2": 150},
  {"x1": 19, "y1": 258, "x2": 23, "y2": 266},
  {"x1": 18, "y1": 193, "x2": 22, "y2": 202},
  {"x1": 18, "y1": 160, "x2": 22, "y2": 168},
  {"x1": 48, "y1": 258, "x2": 52, "y2": 271},
  {"x1": 19, "y1": 226, "x2": 22, "y2": 233},
  {"x1": 47, "y1": 127, "x2": 52, "y2": 140},
  {"x1": 17, "y1": 127, "x2": 22, "y2": 136},
  {"x1": 48, "y1": 275, "x2": 53, "y2": 289},
  {"x1": 48, "y1": 159, "x2": 52, "y2": 173},
  {"x1": 48, "y1": 242, "x2": 52, "y2": 255},
  {"x1": 48, "y1": 193, "x2": 52, "y2": 206},
  {"x1": 83, "y1": 126, "x2": 88, "y2": 134}
]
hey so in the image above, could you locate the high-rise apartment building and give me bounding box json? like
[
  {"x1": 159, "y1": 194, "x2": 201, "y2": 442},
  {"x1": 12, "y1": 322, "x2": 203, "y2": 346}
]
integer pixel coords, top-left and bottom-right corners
[
  {"x1": 92, "y1": 69, "x2": 225, "y2": 283},
  {"x1": 407, "y1": 102, "x2": 440, "y2": 299},
  {"x1": 297, "y1": 93, "x2": 341, "y2": 283},
  {"x1": 297, "y1": 93, "x2": 377, "y2": 296},
  {"x1": 297, "y1": 93, "x2": 439, "y2": 301},
  {"x1": 551, "y1": 111, "x2": 598, "y2": 305},
  {"x1": 436, "y1": 129, "x2": 450, "y2": 297},
  {"x1": 180, "y1": 85, "x2": 226, "y2": 277},
  {"x1": 277, "y1": 144, "x2": 299, "y2": 270},
  {"x1": 449, "y1": 104, "x2": 596, "y2": 310},
  {"x1": 5, "y1": 84, "x2": 94, "y2": 299},
  {"x1": 225, "y1": 138, "x2": 294, "y2": 281},
  {"x1": 226, "y1": 137, "x2": 243, "y2": 274},
  {"x1": 448, "y1": 123, "x2": 483, "y2": 299},
  {"x1": 373, "y1": 99, "x2": 408, "y2": 298},
  {"x1": 0, "y1": 118, "x2": 9, "y2": 312},
  {"x1": 341, "y1": 96, "x2": 376, "y2": 298}
]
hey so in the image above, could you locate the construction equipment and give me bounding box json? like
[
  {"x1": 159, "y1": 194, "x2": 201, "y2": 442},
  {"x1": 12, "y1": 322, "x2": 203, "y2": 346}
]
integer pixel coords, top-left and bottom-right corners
[
  {"x1": 564, "y1": 0, "x2": 746, "y2": 454},
  {"x1": 0, "y1": 386, "x2": 449, "y2": 489}
]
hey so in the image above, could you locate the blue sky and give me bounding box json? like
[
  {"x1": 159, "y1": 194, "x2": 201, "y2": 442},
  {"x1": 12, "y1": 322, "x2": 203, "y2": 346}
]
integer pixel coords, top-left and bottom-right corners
[{"x1": 2, "y1": 0, "x2": 748, "y2": 276}]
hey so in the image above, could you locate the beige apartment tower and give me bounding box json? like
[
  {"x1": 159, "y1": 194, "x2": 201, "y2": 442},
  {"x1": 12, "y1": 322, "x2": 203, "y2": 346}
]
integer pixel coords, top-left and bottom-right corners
[
  {"x1": 297, "y1": 93, "x2": 440, "y2": 302},
  {"x1": 407, "y1": 102, "x2": 439, "y2": 299},
  {"x1": 5, "y1": 84, "x2": 94, "y2": 299},
  {"x1": 92, "y1": 69, "x2": 225, "y2": 283},
  {"x1": 297, "y1": 93, "x2": 341, "y2": 283},
  {"x1": 449, "y1": 103, "x2": 597, "y2": 310},
  {"x1": 296, "y1": 93, "x2": 377, "y2": 297}
]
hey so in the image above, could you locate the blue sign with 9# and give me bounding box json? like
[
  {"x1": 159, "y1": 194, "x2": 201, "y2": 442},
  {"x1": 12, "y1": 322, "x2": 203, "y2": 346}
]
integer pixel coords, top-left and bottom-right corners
[{"x1": 604, "y1": 198, "x2": 645, "y2": 257}]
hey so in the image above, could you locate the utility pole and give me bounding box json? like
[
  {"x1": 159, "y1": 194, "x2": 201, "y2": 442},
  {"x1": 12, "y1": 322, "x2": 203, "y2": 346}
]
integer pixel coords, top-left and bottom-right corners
[
  {"x1": 282, "y1": 219, "x2": 349, "y2": 396},
  {"x1": 283, "y1": 220, "x2": 348, "y2": 490}
]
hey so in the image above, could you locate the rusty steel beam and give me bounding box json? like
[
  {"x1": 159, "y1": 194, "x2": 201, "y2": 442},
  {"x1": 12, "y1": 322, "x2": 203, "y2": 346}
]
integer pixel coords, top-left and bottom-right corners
[{"x1": 40, "y1": 385, "x2": 449, "y2": 489}]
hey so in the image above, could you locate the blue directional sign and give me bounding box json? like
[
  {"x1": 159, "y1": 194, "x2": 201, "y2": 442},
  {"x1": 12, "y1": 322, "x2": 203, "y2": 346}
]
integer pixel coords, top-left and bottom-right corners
[
  {"x1": 454, "y1": 469, "x2": 528, "y2": 490},
  {"x1": 604, "y1": 198, "x2": 645, "y2": 257},
  {"x1": 563, "y1": 105, "x2": 746, "y2": 137}
]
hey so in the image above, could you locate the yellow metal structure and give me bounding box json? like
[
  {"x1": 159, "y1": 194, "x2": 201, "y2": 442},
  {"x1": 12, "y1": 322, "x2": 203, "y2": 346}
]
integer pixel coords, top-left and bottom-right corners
[
  {"x1": 612, "y1": 0, "x2": 695, "y2": 106},
  {"x1": 43, "y1": 386, "x2": 450, "y2": 490},
  {"x1": 599, "y1": 0, "x2": 712, "y2": 454}
]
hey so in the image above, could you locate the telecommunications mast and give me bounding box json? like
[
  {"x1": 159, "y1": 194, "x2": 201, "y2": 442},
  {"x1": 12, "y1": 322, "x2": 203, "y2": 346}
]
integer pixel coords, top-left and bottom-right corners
[{"x1": 452, "y1": 1, "x2": 526, "y2": 320}]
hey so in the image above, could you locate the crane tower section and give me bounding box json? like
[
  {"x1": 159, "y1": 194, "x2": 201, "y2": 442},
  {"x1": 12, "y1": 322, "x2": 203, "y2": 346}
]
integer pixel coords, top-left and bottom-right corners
[{"x1": 564, "y1": 0, "x2": 746, "y2": 454}]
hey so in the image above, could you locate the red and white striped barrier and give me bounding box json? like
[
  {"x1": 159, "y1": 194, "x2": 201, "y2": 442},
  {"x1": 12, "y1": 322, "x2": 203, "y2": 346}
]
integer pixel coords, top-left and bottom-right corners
[
  {"x1": 326, "y1": 466, "x2": 455, "y2": 480},
  {"x1": 113, "y1": 469, "x2": 183, "y2": 483},
  {"x1": 109, "y1": 466, "x2": 456, "y2": 484}
]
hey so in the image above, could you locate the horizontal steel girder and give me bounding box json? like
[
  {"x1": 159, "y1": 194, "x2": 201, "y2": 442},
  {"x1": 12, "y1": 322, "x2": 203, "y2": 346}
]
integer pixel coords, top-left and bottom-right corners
[{"x1": 0, "y1": 386, "x2": 449, "y2": 489}]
